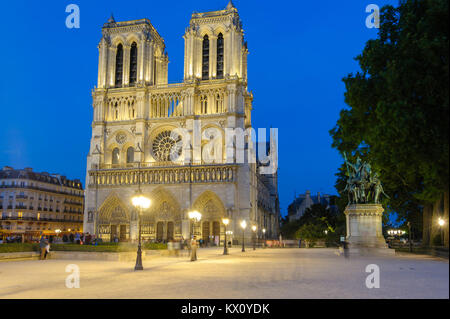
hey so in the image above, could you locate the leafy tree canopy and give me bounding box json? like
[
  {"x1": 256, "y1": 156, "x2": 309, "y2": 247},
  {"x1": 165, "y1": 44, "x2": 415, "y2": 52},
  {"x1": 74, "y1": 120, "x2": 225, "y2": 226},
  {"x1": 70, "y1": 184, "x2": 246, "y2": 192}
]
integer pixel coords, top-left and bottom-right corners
[
  {"x1": 281, "y1": 204, "x2": 346, "y2": 240},
  {"x1": 330, "y1": 0, "x2": 449, "y2": 220}
]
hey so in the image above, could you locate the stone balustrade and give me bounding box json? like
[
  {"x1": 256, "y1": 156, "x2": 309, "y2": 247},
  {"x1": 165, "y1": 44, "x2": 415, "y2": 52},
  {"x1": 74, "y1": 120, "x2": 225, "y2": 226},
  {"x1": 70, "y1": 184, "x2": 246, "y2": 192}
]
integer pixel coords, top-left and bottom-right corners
[{"x1": 88, "y1": 164, "x2": 237, "y2": 187}]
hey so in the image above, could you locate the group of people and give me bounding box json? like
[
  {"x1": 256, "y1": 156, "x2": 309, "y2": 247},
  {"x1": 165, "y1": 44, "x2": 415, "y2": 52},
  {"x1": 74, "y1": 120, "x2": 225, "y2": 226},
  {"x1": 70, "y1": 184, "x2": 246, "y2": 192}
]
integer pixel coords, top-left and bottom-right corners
[
  {"x1": 163, "y1": 236, "x2": 208, "y2": 261},
  {"x1": 1, "y1": 235, "x2": 24, "y2": 243},
  {"x1": 61, "y1": 232, "x2": 98, "y2": 245}
]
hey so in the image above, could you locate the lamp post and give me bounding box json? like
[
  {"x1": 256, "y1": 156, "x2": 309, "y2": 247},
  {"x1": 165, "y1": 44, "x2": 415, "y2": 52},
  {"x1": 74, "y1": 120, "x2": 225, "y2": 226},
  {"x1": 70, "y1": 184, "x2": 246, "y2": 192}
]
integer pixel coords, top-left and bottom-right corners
[
  {"x1": 240, "y1": 220, "x2": 247, "y2": 252},
  {"x1": 226, "y1": 231, "x2": 233, "y2": 248},
  {"x1": 222, "y1": 218, "x2": 229, "y2": 255},
  {"x1": 131, "y1": 193, "x2": 151, "y2": 271},
  {"x1": 438, "y1": 217, "x2": 445, "y2": 246},
  {"x1": 188, "y1": 210, "x2": 202, "y2": 238},
  {"x1": 252, "y1": 225, "x2": 257, "y2": 250},
  {"x1": 407, "y1": 221, "x2": 412, "y2": 252},
  {"x1": 262, "y1": 228, "x2": 266, "y2": 248}
]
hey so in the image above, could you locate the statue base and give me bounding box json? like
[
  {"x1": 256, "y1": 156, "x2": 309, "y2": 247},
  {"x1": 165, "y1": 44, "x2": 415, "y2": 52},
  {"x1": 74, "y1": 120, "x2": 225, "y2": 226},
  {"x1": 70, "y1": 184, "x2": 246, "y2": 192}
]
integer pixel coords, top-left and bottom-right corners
[{"x1": 344, "y1": 204, "x2": 395, "y2": 256}]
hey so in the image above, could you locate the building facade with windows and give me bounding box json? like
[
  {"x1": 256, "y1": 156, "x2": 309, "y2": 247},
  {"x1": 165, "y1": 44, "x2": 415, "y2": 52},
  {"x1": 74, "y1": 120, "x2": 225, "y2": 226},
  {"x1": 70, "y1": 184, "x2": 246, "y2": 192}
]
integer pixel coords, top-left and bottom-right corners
[
  {"x1": 0, "y1": 166, "x2": 84, "y2": 240},
  {"x1": 287, "y1": 191, "x2": 337, "y2": 222},
  {"x1": 83, "y1": 2, "x2": 279, "y2": 244}
]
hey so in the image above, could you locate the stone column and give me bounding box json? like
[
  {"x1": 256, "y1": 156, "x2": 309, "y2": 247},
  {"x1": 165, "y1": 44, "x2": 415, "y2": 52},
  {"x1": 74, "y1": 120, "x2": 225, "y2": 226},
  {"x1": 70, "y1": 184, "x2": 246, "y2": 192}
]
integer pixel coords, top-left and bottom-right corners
[
  {"x1": 123, "y1": 44, "x2": 130, "y2": 86},
  {"x1": 108, "y1": 46, "x2": 116, "y2": 88},
  {"x1": 138, "y1": 39, "x2": 145, "y2": 83},
  {"x1": 227, "y1": 85, "x2": 236, "y2": 112},
  {"x1": 147, "y1": 41, "x2": 154, "y2": 84},
  {"x1": 210, "y1": 34, "x2": 217, "y2": 79},
  {"x1": 97, "y1": 43, "x2": 104, "y2": 88},
  {"x1": 224, "y1": 32, "x2": 231, "y2": 77},
  {"x1": 196, "y1": 35, "x2": 202, "y2": 79},
  {"x1": 182, "y1": 219, "x2": 190, "y2": 240}
]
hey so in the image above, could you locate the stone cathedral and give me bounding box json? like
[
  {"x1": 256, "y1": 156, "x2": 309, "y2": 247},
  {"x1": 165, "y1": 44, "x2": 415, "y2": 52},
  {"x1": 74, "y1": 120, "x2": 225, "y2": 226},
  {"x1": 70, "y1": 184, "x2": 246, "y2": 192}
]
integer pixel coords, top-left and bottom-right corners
[{"x1": 83, "y1": 1, "x2": 280, "y2": 244}]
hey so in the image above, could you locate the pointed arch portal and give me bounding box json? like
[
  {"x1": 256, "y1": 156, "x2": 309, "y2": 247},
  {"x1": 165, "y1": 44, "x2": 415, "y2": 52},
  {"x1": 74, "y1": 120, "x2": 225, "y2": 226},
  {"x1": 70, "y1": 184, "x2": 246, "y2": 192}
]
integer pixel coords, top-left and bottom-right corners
[
  {"x1": 97, "y1": 194, "x2": 130, "y2": 242},
  {"x1": 193, "y1": 191, "x2": 227, "y2": 245}
]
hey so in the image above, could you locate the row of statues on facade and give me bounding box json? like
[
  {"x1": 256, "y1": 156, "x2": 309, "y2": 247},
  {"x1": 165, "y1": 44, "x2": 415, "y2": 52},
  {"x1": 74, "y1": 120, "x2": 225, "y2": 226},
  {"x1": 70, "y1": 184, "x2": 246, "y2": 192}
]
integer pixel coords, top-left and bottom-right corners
[{"x1": 343, "y1": 153, "x2": 389, "y2": 204}]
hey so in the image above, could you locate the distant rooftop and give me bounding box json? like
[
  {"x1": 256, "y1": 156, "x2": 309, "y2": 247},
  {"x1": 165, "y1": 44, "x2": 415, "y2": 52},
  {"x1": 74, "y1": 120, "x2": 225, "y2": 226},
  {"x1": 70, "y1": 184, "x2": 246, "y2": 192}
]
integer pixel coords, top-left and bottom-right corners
[
  {"x1": 101, "y1": 17, "x2": 165, "y2": 47},
  {"x1": 191, "y1": 0, "x2": 239, "y2": 21},
  {"x1": 0, "y1": 166, "x2": 83, "y2": 190}
]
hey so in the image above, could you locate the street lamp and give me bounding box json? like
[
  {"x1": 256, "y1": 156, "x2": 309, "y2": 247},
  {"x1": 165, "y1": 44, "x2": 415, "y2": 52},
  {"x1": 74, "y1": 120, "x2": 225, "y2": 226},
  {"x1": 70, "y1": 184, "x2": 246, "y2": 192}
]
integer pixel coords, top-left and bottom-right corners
[
  {"x1": 188, "y1": 210, "x2": 202, "y2": 238},
  {"x1": 262, "y1": 228, "x2": 266, "y2": 248},
  {"x1": 252, "y1": 225, "x2": 257, "y2": 250},
  {"x1": 226, "y1": 230, "x2": 233, "y2": 249},
  {"x1": 132, "y1": 193, "x2": 151, "y2": 271},
  {"x1": 438, "y1": 217, "x2": 446, "y2": 246},
  {"x1": 222, "y1": 218, "x2": 229, "y2": 255},
  {"x1": 240, "y1": 220, "x2": 247, "y2": 252},
  {"x1": 407, "y1": 221, "x2": 412, "y2": 253}
]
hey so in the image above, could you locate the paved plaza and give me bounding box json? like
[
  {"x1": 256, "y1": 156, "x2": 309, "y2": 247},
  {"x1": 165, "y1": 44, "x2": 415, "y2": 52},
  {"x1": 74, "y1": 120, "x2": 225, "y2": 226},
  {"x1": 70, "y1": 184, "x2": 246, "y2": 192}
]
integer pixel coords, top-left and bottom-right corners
[{"x1": 0, "y1": 248, "x2": 448, "y2": 299}]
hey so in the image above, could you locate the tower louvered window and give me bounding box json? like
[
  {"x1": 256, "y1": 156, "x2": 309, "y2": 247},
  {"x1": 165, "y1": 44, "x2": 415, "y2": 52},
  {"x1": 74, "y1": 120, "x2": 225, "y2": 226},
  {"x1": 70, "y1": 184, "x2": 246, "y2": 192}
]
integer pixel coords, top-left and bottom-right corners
[
  {"x1": 217, "y1": 33, "x2": 224, "y2": 79},
  {"x1": 115, "y1": 44, "x2": 124, "y2": 87},
  {"x1": 202, "y1": 35, "x2": 209, "y2": 80},
  {"x1": 129, "y1": 42, "x2": 137, "y2": 85}
]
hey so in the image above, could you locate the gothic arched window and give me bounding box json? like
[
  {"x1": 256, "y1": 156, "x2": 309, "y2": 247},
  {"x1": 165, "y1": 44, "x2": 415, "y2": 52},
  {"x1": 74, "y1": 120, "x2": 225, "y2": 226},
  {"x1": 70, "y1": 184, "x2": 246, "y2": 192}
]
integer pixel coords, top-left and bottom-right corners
[
  {"x1": 115, "y1": 44, "x2": 124, "y2": 87},
  {"x1": 202, "y1": 35, "x2": 209, "y2": 80},
  {"x1": 129, "y1": 42, "x2": 137, "y2": 85},
  {"x1": 112, "y1": 148, "x2": 120, "y2": 164},
  {"x1": 200, "y1": 95, "x2": 208, "y2": 114},
  {"x1": 126, "y1": 147, "x2": 134, "y2": 163},
  {"x1": 215, "y1": 93, "x2": 223, "y2": 113},
  {"x1": 217, "y1": 33, "x2": 224, "y2": 79},
  {"x1": 114, "y1": 102, "x2": 119, "y2": 120}
]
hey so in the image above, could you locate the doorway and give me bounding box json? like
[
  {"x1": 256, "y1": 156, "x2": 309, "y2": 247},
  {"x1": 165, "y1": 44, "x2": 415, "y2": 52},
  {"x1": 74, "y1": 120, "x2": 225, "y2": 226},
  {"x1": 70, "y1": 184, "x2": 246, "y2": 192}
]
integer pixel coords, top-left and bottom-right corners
[
  {"x1": 119, "y1": 225, "x2": 127, "y2": 241},
  {"x1": 212, "y1": 221, "x2": 220, "y2": 245},
  {"x1": 202, "y1": 221, "x2": 210, "y2": 243},
  {"x1": 167, "y1": 222, "x2": 174, "y2": 240},
  {"x1": 156, "y1": 222, "x2": 164, "y2": 241},
  {"x1": 110, "y1": 225, "x2": 117, "y2": 242}
]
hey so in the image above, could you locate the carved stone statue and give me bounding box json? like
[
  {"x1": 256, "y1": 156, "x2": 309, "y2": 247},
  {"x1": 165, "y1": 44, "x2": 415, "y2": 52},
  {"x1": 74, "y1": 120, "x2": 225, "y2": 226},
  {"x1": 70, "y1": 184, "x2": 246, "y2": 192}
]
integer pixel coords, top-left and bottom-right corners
[{"x1": 343, "y1": 153, "x2": 388, "y2": 204}]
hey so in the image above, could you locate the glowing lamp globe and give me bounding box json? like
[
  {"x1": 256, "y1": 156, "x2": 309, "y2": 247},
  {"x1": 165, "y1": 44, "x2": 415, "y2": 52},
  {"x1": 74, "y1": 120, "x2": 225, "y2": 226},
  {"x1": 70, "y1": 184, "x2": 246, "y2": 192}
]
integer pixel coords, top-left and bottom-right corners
[
  {"x1": 188, "y1": 210, "x2": 202, "y2": 222},
  {"x1": 132, "y1": 195, "x2": 151, "y2": 209}
]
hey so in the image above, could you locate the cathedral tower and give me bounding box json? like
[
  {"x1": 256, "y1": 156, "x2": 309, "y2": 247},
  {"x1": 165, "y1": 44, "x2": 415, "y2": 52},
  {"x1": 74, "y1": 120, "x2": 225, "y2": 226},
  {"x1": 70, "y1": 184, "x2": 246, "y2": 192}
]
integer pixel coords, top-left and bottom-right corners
[{"x1": 84, "y1": 2, "x2": 279, "y2": 244}]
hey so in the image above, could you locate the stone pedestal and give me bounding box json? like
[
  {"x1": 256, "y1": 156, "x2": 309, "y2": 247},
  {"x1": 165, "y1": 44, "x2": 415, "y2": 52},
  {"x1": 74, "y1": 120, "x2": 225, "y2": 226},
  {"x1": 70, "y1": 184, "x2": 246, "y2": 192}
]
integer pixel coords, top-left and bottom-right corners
[{"x1": 344, "y1": 204, "x2": 394, "y2": 255}]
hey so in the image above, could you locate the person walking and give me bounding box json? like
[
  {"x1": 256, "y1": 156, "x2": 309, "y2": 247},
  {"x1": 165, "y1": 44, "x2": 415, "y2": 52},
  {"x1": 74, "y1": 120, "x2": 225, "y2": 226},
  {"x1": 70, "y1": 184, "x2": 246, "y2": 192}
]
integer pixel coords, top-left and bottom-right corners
[
  {"x1": 45, "y1": 241, "x2": 51, "y2": 259},
  {"x1": 190, "y1": 236, "x2": 198, "y2": 261},
  {"x1": 343, "y1": 240, "x2": 349, "y2": 259},
  {"x1": 39, "y1": 234, "x2": 48, "y2": 260}
]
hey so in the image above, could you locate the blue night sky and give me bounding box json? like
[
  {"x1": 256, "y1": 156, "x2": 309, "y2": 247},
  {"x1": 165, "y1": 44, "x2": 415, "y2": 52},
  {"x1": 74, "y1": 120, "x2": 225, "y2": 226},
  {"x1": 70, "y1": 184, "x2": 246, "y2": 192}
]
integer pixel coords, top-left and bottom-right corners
[{"x1": 0, "y1": 0, "x2": 398, "y2": 217}]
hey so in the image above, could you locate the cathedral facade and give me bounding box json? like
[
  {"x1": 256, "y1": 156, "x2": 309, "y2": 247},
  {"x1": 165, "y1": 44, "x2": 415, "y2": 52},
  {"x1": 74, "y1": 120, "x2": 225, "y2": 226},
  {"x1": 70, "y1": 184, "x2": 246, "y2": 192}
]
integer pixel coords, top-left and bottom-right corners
[{"x1": 83, "y1": 2, "x2": 279, "y2": 244}]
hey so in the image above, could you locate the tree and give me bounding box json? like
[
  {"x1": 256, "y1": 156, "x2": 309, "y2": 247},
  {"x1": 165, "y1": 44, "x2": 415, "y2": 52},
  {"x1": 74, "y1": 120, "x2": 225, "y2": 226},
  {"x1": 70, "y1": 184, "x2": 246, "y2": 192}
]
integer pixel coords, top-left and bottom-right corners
[
  {"x1": 330, "y1": 0, "x2": 449, "y2": 222},
  {"x1": 296, "y1": 204, "x2": 346, "y2": 246},
  {"x1": 295, "y1": 223, "x2": 325, "y2": 247},
  {"x1": 299, "y1": 204, "x2": 337, "y2": 228},
  {"x1": 279, "y1": 216, "x2": 302, "y2": 239}
]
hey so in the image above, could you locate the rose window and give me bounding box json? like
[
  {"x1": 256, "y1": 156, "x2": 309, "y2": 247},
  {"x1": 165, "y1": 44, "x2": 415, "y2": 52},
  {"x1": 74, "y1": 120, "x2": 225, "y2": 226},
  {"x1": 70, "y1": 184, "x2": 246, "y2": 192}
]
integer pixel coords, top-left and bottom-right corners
[{"x1": 152, "y1": 130, "x2": 182, "y2": 162}]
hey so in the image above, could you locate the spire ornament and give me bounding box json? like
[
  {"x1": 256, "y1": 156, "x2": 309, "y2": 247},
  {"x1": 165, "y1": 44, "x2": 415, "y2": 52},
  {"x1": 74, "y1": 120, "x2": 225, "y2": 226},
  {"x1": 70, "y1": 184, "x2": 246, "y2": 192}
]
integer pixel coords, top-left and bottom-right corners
[
  {"x1": 226, "y1": 0, "x2": 235, "y2": 10},
  {"x1": 107, "y1": 13, "x2": 116, "y2": 24}
]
